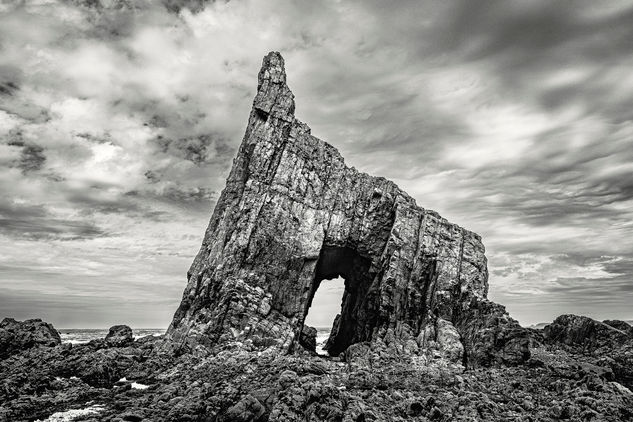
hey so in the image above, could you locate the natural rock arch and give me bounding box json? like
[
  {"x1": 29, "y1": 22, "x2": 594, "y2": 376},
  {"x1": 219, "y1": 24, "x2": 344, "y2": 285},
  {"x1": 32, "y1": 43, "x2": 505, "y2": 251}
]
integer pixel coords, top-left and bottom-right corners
[
  {"x1": 165, "y1": 52, "x2": 529, "y2": 367},
  {"x1": 303, "y1": 246, "x2": 375, "y2": 356}
]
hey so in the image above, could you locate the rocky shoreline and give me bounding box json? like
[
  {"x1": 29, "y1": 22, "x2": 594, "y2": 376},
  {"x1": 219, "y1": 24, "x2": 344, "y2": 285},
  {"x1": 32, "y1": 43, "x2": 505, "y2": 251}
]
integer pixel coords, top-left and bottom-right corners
[
  {"x1": 3, "y1": 52, "x2": 632, "y2": 421},
  {"x1": 1, "y1": 315, "x2": 632, "y2": 421}
]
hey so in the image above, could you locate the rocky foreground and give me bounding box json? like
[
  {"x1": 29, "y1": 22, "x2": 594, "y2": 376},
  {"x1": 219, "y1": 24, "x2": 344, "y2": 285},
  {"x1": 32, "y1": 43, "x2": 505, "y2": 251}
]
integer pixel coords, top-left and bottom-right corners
[{"x1": 1, "y1": 315, "x2": 632, "y2": 421}]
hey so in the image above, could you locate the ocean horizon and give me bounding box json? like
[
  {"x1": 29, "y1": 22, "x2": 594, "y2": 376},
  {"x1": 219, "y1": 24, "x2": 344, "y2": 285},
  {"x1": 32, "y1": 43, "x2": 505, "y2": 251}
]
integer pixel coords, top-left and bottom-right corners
[
  {"x1": 57, "y1": 328, "x2": 165, "y2": 345},
  {"x1": 56, "y1": 327, "x2": 335, "y2": 349}
]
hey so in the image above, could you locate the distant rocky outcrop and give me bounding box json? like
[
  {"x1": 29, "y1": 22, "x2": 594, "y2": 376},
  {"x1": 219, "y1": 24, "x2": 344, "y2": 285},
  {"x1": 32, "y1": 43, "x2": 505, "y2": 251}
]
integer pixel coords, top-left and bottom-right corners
[
  {"x1": 0, "y1": 318, "x2": 61, "y2": 359},
  {"x1": 105, "y1": 325, "x2": 134, "y2": 347},
  {"x1": 544, "y1": 314, "x2": 631, "y2": 351},
  {"x1": 165, "y1": 52, "x2": 529, "y2": 367},
  {"x1": 542, "y1": 314, "x2": 633, "y2": 390}
]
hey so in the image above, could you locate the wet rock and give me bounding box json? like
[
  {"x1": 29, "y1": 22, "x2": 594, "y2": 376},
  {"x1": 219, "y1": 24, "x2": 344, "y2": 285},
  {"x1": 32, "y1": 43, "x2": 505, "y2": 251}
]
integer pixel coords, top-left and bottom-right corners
[
  {"x1": 0, "y1": 318, "x2": 61, "y2": 359},
  {"x1": 2, "y1": 320, "x2": 633, "y2": 421},
  {"x1": 164, "y1": 51, "x2": 528, "y2": 367},
  {"x1": 106, "y1": 325, "x2": 134, "y2": 347}
]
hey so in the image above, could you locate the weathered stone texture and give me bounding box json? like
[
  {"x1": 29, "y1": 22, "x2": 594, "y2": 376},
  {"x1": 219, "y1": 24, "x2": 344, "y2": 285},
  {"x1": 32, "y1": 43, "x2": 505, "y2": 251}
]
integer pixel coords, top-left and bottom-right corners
[
  {"x1": 0, "y1": 318, "x2": 61, "y2": 359},
  {"x1": 544, "y1": 314, "x2": 631, "y2": 351},
  {"x1": 105, "y1": 324, "x2": 134, "y2": 347},
  {"x1": 166, "y1": 52, "x2": 529, "y2": 366}
]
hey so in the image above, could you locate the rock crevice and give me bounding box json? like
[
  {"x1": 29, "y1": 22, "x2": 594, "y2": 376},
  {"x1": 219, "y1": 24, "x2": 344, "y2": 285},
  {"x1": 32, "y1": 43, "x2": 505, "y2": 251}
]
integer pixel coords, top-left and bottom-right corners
[{"x1": 166, "y1": 52, "x2": 529, "y2": 366}]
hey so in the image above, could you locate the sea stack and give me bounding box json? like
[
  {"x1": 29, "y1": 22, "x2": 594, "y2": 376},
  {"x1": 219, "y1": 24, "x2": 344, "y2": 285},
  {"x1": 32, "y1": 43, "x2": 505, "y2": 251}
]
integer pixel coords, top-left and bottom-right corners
[{"x1": 165, "y1": 52, "x2": 529, "y2": 367}]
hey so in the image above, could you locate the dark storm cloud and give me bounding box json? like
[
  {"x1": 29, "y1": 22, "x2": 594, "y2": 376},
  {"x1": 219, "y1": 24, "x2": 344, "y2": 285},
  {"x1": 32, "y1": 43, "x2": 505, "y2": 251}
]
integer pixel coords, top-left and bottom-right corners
[
  {"x1": 4, "y1": 129, "x2": 46, "y2": 173},
  {"x1": 0, "y1": 81, "x2": 18, "y2": 96},
  {"x1": 0, "y1": 199, "x2": 107, "y2": 241},
  {"x1": 0, "y1": 65, "x2": 21, "y2": 96},
  {"x1": 441, "y1": 1, "x2": 633, "y2": 57},
  {"x1": 161, "y1": 186, "x2": 215, "y2": 202},
  {"x1": 15, "y1": 143, "x2": 46, "y2": 173},
  {"x1": 154, "y1": 134, "x2": 235, "y2": 166},
  {"x1": 127, "y1": 185, "x2": 216, "y2": 204}
]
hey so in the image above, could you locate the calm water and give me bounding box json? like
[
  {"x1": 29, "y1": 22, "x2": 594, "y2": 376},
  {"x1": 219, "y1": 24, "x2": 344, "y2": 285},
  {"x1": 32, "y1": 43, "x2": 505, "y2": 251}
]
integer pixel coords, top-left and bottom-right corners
[{"x1": 57, "y1": 328, "x2": 165, "y2": 345}]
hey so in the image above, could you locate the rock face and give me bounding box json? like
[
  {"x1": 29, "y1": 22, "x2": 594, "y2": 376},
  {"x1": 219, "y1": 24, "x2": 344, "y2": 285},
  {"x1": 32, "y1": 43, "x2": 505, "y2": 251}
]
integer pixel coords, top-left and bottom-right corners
[
  {"x1": 299, "y1": 325, "x2": 317, "y2": 353},
  {"x1": 0, "y1": 318, "x2": 61, "y2": 359},
  {"x1": 166, "y1": 52, "x2": 529, "y2": 366}
]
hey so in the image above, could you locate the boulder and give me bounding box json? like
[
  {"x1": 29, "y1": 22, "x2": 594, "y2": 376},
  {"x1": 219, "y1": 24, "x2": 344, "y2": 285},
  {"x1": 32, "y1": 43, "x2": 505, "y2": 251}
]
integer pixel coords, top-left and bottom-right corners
[
  {"x1": 105, "y1": 325, "x2": 134, "y2": 347},
  {"x1": 299, "y1": 325, "x2": 317, "y2": 353},
  {"x1": 221, "y1": 395, "x2": 266, "y2": 422},
  {"x1": 0, "y1": 318, "x2": 61, "y2": 359}
]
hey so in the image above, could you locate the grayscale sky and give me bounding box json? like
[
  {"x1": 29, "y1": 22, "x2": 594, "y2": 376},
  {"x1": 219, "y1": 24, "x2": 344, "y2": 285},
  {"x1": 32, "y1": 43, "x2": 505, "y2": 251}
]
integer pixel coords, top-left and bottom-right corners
[{"x1": 1, "y1": 0, "x2": 632, "y2": 328}]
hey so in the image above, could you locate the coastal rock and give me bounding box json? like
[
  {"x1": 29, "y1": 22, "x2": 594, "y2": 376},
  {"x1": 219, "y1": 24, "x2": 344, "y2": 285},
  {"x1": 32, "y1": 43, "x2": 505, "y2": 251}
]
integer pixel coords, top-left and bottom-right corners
[
  {"x1": 603, "y1": 319, "x2": 633, "y2": 337},
  {"x1": 544, "y1": 314, "x2": 629, "y2": 351},
  {"x1": 220, "y1": 394, "x2": 266, "y2": 422},
  {"x1": 0, "y1": 316, "x2": 632, "y2": 421},
  {"x1": 0, "y1": 318, "x2": 61, "y2": 359},
  {"x1": 105, "y1": 325, "x2": 134, "y2": 347},
  {"x1": 542, "y1": 314, "x2": 633, "y2": 389},
  {"x1": 165, "y1": 51, "x2": 529, "y2": 367},
  {"x1": 299, "y1": 325, "x2": 317, "y2": 353}
]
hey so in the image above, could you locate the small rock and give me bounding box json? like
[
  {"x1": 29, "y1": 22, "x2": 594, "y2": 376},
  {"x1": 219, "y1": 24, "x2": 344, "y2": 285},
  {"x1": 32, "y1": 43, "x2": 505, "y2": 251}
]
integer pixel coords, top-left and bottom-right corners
[
  {"x1": 278, "y1": 370, "x2": 298, "y2": 388},
  {"x1": 121, "y1": 412, "x2": 144, "y2": 422},
  {"x1": 299, "y1": 325, "x2": 317, "y2": 353},
  {"x1": 221, "y1": 394, "x2": 265, "y2": 422},
  {"x1": 428, "y1": 406, "x2": 443, "y2": 420},
  {"x1": 406, "y1": 400, "x2": 424, "y2": 416}
]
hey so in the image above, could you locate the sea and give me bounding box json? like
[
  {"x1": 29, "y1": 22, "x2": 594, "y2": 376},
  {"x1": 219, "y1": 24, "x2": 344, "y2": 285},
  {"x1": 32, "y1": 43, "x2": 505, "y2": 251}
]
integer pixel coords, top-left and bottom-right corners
[
  {"x1": 58, "y1": 327, "x2": 329, "y2": 345},
  {"x1": 314, "y1": 326, "x2": 331, "y2": 355},
  {"x1": 57, "y1": 326, "x2": 335, "y2": 354},
  {"x1": 57, "y1": 328, "x2": 165, "y2": 344}
]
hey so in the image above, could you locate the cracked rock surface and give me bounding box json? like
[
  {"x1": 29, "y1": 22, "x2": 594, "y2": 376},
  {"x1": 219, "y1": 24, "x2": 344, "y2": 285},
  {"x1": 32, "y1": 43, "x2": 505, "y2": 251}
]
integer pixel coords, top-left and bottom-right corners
[{"x1": 166, "y1": 52, "x2": 529, "y2": 367}]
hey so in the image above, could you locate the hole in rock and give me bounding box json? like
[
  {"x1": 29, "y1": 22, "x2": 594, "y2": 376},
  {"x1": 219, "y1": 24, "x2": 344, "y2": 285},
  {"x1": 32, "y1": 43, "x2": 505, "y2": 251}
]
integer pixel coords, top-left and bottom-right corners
[
  {"x1": 304, "y1": 277, "x2": 345, "y2": 355},
  {"x1": 302, "y1": 246, "x2": 377, "y2": 357}
]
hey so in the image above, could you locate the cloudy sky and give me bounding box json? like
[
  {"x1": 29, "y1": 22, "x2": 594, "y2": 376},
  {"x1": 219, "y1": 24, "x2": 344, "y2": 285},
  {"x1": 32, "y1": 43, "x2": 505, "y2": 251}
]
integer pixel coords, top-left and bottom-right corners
[{"x1": 1, "y1": 0, "x2": 632, "y2": 329}]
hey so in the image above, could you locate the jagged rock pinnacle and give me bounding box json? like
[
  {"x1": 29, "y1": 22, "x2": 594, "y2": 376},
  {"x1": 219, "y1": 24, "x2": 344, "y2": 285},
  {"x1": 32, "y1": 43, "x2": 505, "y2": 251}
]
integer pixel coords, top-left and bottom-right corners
[
  {"x1": 253, "y1": 51, "x2": 295, "y2": 122},
  {"x1": 165, "y1": 52, "x2": 530, "y2": 367}
]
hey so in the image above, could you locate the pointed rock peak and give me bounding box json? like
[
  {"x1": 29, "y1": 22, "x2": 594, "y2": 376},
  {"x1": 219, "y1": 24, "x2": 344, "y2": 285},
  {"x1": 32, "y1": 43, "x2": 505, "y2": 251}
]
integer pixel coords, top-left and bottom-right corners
[
  {"x1": 253, "y1": 51, "x2": 295, "y2": 121},
  {"x1": 258, "y1": 51, "x2": 286, "y2": 86}
]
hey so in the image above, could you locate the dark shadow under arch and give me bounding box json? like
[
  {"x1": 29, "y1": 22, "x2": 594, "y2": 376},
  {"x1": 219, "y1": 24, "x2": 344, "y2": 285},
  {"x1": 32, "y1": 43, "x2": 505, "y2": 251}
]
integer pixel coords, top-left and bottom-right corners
[{"x1": 302, "y1": 246, "x2": 379, "y2": 356}]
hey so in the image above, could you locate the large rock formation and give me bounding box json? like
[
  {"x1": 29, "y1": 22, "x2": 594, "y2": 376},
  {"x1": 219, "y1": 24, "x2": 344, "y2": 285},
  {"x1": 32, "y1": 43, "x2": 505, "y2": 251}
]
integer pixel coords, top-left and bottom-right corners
[{"x1": 166, "y1": 52, "x2": 529, "y2": 366}]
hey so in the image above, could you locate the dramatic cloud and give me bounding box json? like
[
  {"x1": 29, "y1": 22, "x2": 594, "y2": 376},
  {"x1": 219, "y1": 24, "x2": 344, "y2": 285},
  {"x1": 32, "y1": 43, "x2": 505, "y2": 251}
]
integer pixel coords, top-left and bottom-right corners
[{"x1": 1, "y1": 0, "x2": 632, "y2": 328}]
